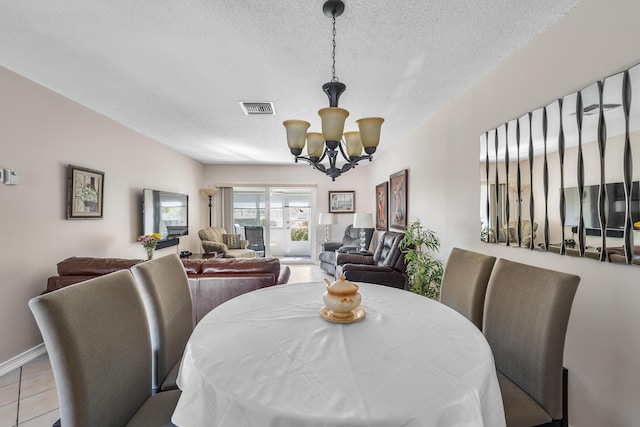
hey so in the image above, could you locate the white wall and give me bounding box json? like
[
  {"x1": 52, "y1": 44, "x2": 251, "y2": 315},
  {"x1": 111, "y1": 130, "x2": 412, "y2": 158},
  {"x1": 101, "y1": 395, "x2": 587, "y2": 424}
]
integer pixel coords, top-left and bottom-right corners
[
  {"x1": 369, "y1": 0, "x2": 640, "y2": 425},
  {"x1": 0, "y1": 67, "x2": 205, "y2": 363}
]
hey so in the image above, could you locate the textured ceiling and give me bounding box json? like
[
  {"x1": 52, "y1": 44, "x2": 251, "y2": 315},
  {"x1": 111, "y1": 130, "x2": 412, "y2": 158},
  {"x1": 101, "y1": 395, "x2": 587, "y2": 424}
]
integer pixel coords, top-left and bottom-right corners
[{"x1": 0, "y1": 0, "x2": 582, "y2": 165}]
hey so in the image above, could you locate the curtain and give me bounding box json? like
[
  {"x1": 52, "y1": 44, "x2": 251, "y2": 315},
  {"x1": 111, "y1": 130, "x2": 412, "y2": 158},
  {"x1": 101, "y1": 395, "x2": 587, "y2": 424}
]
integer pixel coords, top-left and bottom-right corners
[{"x1": 219, "y1": 187, "x2": 234, "y2": 233}]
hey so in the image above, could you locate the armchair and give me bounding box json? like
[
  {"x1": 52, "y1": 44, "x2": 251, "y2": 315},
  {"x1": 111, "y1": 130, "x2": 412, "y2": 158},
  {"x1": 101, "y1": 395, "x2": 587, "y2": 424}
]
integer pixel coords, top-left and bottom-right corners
[
  {"x1": 198, "y1": 226, "x2": 256, "y2": 258},
  {"x1": 335, "y1": 231, "x2": 407, "y2": 289},
  {"x1": 318, "y1": 224, "x2": 374, "y2": 275},
  {"x1": 502, "y1": 220, "x2": 538, "y2": 247}
]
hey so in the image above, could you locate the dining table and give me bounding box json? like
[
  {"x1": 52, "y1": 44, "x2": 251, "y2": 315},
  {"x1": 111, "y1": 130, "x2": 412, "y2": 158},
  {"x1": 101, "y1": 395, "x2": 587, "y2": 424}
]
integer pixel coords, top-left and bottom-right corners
[{"x1": 172, "y1": 281, "x2": 506, "y2": 427}]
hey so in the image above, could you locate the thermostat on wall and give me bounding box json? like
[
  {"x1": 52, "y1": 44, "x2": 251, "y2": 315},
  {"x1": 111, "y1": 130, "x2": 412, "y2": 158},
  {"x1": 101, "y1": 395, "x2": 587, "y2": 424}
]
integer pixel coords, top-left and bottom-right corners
[{"x1": 5, "y1": 169, "x2": 19, "y2": 185}]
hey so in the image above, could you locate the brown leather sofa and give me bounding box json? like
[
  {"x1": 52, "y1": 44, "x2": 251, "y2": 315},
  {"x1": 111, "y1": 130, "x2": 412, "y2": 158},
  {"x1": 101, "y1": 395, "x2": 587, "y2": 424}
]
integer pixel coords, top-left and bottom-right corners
[
  {"x1": 335, "y1": 231, "x2": 408, "y2": 289},
  {"x1": 46, "y1": 257, "x2": 144, "y2": 292},
  {"x1": 182, "y1": 258, "x2": 290, "y2": 323},
  {"x1": 46, "y1": 256, "x2": 291, "y2": 324}
]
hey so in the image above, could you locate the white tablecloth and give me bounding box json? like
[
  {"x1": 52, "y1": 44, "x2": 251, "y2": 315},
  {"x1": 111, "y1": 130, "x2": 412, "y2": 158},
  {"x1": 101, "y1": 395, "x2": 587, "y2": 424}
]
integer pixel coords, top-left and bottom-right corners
[{"x1": 172, "y1": 282, "x2": 505, "y2": 427}]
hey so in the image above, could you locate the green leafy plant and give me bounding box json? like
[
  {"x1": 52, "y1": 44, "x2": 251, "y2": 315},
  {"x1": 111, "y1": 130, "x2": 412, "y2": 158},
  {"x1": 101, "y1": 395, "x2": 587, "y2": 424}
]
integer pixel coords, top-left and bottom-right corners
[
  {"x1": 480, "y1": 226, "x2": 495, "y2": 243},
  {"x1": 290, "y1": 227, "x2": 309, "y2": 241},
  {"x1": 399, "y1": 219, "x2": 444, "y2": 300}
]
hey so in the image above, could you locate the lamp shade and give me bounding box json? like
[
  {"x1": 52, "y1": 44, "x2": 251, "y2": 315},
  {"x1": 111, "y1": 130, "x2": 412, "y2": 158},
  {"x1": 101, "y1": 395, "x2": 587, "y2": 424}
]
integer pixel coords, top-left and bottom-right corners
[
  {"x1": 200, "y1": 186, "x2": 218, "y2": 197},
  {"x1": 319, "y1": 213, "x2": 336, "y2": 225},
  {"x1": 343, "y1": 131, "x2": 363, "y2": 158},
  {"x1": 356, "y1": 117, "x2": 384, "y2": 150},
  {"x1": 353, "y1": 213, "x2": 373, "y2": 229},
  {"x1": 307, "y1": 132, "x2": 325, "y2": 159},
  {"x1": 283, "y1": 120, "x2": 311, "y2": 154},
  {"x1": 318, "y1": 107, "x2": 349, "y2": 141}
]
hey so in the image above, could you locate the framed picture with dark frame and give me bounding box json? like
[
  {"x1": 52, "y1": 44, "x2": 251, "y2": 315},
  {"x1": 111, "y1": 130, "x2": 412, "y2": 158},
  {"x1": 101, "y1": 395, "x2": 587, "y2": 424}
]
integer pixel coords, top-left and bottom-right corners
[
  {"x1": 389, "y1": 169, "x2": 408, "y2": 230},
  {"x1": 328, "y1": 191, "x2": 355, "y2": 214},
  {"x1": 67, "y1": 164, "x2": 105, "y2": 219},
  {"x1": 375, "y1": 182, "x2": 388, "y2": 230}
]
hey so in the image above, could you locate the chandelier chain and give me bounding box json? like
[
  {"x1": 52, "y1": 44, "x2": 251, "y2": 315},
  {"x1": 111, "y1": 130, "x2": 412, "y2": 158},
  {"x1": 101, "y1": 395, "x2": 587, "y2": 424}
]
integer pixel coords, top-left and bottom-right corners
[{"x1": 331, "y1": 14, "x2": 338, "y2": 82}]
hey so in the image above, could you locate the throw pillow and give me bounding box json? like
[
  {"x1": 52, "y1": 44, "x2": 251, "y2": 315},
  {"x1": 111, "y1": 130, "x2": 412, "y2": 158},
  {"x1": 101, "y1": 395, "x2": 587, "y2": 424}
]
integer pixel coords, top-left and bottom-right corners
[{"x1": 223, "y1": 233, "x2": 243, "y2": 249}]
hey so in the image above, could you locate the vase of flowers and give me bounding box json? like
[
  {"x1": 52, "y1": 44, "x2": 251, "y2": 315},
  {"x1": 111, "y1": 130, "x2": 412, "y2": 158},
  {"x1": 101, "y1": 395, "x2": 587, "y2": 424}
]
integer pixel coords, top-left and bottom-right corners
[{"x1": 137, "y1": 233, "x2": 162, "y2": 260}]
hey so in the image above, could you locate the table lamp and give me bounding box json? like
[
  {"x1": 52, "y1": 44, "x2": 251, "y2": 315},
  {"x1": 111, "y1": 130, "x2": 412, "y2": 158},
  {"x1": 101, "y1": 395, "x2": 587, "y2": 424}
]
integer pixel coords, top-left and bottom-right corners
[
  {"x1": 353, "y1": 213, "x2": 374, "y2": 252},
  {"x1": 318, "y1": 213, "x2": 336, "y2": 242}
]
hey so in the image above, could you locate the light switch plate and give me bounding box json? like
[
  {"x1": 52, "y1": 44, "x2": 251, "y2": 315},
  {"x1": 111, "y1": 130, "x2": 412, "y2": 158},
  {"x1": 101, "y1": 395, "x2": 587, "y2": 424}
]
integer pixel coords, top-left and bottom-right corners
[
  {"x1": 5, "y1": 169, "x2": 19, "y2": 185},
  {"x1": 0, "y1": 168, "x2": 4, "y2": 184}
]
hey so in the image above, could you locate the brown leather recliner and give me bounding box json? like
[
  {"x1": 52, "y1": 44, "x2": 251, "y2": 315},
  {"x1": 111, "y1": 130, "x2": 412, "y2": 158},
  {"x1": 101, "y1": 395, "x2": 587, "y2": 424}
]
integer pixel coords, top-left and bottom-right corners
[{"x1": 335, "y1": 231, "x2": 407, "y2": 289}]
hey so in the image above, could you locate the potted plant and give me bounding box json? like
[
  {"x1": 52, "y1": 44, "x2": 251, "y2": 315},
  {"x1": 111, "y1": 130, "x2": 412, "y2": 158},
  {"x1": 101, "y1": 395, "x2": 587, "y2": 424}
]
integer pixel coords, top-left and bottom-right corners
[
  {"x1": 480, "y1": 225, "x2": 495, "y2": 243},
  {"x1": 399, "y1": 219, "x2": 444, "y2": 300}
]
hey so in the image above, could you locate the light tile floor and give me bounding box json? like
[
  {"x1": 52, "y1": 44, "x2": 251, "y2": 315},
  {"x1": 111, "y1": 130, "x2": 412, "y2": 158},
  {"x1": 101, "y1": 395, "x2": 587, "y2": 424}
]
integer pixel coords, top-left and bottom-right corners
[
  {"x1": 0, "y1": 354, "x2": 59, "y2": 427},
  {"x1": 0, "y1": 263, "x2": 328, "y2": 427}
]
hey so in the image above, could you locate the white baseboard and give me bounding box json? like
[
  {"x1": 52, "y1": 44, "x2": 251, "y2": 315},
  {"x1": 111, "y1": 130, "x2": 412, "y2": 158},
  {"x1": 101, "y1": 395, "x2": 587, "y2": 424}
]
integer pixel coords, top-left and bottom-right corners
[{"x1": 0, "y1": 343, "x2": 47, "y2": 377}]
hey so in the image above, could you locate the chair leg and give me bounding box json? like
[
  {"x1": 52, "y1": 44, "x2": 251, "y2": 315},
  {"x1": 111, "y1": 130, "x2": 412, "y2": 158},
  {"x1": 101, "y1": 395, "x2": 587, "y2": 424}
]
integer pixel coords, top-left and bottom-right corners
[
  {"x1": 561, "y1": 367, "x2": 568, "y2": 427},
  {"x1": 535, "y1": 367, "x2": 568, "y2": 427}
]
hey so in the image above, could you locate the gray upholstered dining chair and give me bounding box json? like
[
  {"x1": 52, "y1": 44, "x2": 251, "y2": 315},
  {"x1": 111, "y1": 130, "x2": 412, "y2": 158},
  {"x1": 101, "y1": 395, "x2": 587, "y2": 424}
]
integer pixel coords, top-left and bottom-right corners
[
  {"x1": 439, "y1": 247, "x2": 496, "y2": 329},
  {"x1": 131, "y1": 253, "x2": 194, "y2": 392},
  {"x1": 483, "y1": 258, "x2": 580, "y2": 427},
  {"x1": 28, "y1": 270, "x2": 181, "y2": 427}
]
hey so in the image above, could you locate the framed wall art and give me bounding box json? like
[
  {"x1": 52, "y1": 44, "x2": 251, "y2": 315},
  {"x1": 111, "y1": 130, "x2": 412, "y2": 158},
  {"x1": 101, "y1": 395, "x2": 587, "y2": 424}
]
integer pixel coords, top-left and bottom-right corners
[
  {"x1": 375, "y1": 182, "x2": 388, "y2": 230},
  {"x1": 328, "y1": 191, "x2": 355, "y2": 213},
  {"x1": 67, "y1": 164, "x2": 104, "y2": 219},
  {"x1": 389, "y1": 169, "x2": 408, "y2": 230}
]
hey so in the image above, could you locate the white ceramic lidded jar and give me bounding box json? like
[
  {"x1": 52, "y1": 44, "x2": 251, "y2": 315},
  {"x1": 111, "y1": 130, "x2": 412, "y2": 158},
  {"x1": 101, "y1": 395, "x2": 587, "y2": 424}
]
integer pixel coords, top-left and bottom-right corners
[{"x1": 323, "y1": 276, "x2": 362, "y2": 319}]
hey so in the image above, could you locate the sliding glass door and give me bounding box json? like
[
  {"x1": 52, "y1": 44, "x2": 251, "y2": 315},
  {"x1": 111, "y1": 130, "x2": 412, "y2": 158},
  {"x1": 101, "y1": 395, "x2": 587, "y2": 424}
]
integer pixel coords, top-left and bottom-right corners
[{"x1": 232, "y1": 187, "x2": 315, "y2": 259}]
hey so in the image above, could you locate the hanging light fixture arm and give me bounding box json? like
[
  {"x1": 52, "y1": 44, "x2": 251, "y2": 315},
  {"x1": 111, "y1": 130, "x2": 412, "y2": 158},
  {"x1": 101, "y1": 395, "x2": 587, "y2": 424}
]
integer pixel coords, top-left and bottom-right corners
[{"x1": 292, "y1": 139, "x2": 373, "y2": 181}]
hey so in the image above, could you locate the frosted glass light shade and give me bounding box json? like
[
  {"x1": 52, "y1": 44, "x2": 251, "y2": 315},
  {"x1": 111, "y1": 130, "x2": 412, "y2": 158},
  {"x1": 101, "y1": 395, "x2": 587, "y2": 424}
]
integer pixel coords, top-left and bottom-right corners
[
  {"x1": 307, "y1": 132, "x2": 325, "y2": 159},
  {"x1": 283, "y1": 120, "x2": 311, "y2": 153},
  {"x1": 318, "y1": 107, "x2": 349, "y2": 141},
  {"x1": 318, "y1": 213, "x2": 336, "y2": 225},
  {"x1": 356, "y1": 117, "x2": 384, "y2": 149},
  {"x1": 343, "y1": 131, "x2": 363, "y2": 157},
  {"x1": 353, "y1": 212, "x2": 374, "y2": 228},
  {"x1": 200, "y1": 185, "x2": 218, "y2": 197}
]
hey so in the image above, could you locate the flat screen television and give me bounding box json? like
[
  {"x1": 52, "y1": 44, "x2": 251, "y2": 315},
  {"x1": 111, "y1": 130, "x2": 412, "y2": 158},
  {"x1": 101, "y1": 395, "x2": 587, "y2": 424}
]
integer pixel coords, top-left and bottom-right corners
[
  {"x1": 564, "y1": 181, "x2": 639, "y2": 230},
  {"x1": 142, "y1": 189, "x2": 189, "y2": 244}
]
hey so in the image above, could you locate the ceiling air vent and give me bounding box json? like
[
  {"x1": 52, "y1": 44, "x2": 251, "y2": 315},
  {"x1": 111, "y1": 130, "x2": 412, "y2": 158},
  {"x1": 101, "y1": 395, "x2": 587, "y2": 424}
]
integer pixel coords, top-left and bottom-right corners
[{"x1": 239, "y1": 102, "x2": 276, "y2": 115}]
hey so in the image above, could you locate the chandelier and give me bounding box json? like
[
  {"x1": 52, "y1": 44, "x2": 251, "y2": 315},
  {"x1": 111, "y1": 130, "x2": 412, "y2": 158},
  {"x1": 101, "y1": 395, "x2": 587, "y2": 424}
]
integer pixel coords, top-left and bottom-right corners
[{"x1": 283, "y1": 0, "x2": 384, "y2": 181}]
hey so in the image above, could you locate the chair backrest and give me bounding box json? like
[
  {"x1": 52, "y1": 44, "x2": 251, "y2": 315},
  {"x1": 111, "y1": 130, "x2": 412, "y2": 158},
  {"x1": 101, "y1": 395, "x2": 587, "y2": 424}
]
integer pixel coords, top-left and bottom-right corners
[
  {"x1": 198, "y1": 226, "x2": 226, "y2": 243},
  {"x1": 372, "y1": 231, "x2": 403, "y2": 267},
  {"x1": 342, "y1": 224, "x2": 374, "y2": 249},
  {"x1": 483, "y1": 258, "x2": 579, "y2": 419},
  {"x1": 244, "y1": 226, "x2": 266, "y2": 251},
  {"x1": 439, "y1": 247, "x2": 496, "y2": 329},
  {"x1": 29, "y1": 270, "x2": 152, "y2": 427},
  {"x1": 131, "y1": 253, "x2": 194, "y2": 391}
]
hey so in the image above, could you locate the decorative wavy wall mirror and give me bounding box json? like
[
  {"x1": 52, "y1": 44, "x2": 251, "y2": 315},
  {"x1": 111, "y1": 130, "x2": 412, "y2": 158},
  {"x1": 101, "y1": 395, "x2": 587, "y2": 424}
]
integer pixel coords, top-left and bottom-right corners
[{"x1": 480, "y1": 62, "x2": 640, "y2": 266}]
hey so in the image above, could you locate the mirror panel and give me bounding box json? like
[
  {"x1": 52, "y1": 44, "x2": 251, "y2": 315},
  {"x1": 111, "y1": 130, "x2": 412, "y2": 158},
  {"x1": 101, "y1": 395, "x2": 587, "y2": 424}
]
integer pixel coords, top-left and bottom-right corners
[
  {"x1": 506, "y1": 119, "x2": 521, "y2": 246},
  {"x1": 496, "y1": 125, "x2": 508, "y2": 244},
  {"x1": 580, "y1": 82, "x2": 604, "y2": 258},
  {"x1": 480, "y1": 132, "x2": 491, "y2": 241},
  {"x1": 562, "y1": 92, "x2": 580, "y2": 256},
  {"x1": 628, "y1": 64, "x2": 640, "y2": 264},
  {"x1": 603, "y1": 72, "x2": 626, "y2": 261},
  {"x1": 479, "y1": 61, "x2": 640, "y2": 267},
  {"x1": 518, "y1": 113, "x2": 534, "y2": 249},
  {"x1": 530, "y1": 108, "x2": 546, "y2": 249},
  {"x1": 545, "y1": 100, "x2": 562, "y2": 253}
]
